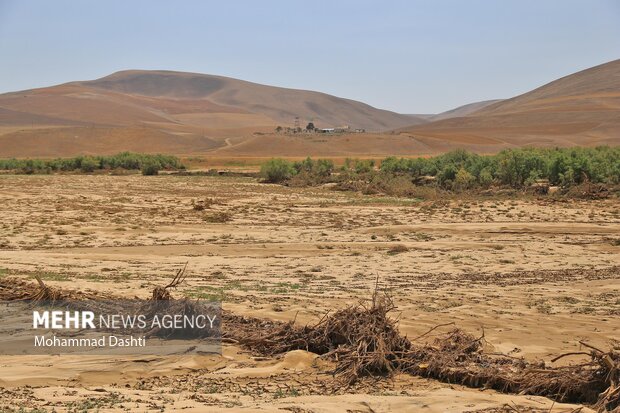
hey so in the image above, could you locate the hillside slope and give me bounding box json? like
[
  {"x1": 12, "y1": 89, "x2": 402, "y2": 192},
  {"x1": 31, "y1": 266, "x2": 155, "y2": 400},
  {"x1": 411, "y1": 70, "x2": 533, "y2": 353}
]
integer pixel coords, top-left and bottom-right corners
[
  {"x1": 397, "y1": 59, "x2": 620, "y2": 149},
  {"x1": 81, "y1": 70, "x2": 427, "y2": 130},
  {"x1": 1, "y1": 61, "x2": 619, "y2": 158},
  {"x1": 430, "y1": 99, "x2": 503, "y2": 121},
  {"x1": 0, "y1": 70, "x2": 429, "y2": 157}
]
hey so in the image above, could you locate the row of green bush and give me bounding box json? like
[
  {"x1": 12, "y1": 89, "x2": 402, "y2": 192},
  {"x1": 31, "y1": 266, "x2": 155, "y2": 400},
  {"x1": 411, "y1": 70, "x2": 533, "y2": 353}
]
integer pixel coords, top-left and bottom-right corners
[
  {"x1": 259, "y1": 157, "x2": 335, "y2": 183},
  {"x1": 379, "y1": 146, "x2": 620, "y2": 189},
  {"x1": 260, "y1": 147, "x2": 620, "y2": 190},
  {"x1": 0, "y1": 152, "x2": 185, "y2": 175}
]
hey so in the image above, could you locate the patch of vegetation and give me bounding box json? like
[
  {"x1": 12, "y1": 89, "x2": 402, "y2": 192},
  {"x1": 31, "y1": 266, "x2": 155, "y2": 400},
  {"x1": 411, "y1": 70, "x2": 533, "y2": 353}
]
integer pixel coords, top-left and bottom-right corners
[
  {"x1": 258, "y1": 147, "x2": 620, "y2": 198},
  {"x1": 387, "y1": 244, "x2": 409, "y2": 255},
  {"x1": 260, "y1": 158, "x2": 295, "y2": 183},
  {"x1": 64, "y1": 392, "x2": 129, "y2": 412},
  {"x1": 271, "y1": 282, "x2": 301, "y2": 294},
  {"x1": 36, "y1": 271, "x2": 71, "y2": 282},
  {"x1": 186, "y1": 286, "x2": 228, "y2": 301},
  {"x1": 379, "y1": 147, "x2": 620, "y2": 189},
  {"x1": 203, "y1": 211, "x2": 233, "y2": 223},
  {"x1": 140, "y1": 158, "x2": 161, "y2": 175},
  {"x1": 273, "y1": 387, "x2": 301, "y2": 398},
  {"x1": 527, "y1": 298, "x2": 553, "y2": 314},
  {"x1": 0, "y1": 152, "x2": 184, "y2": 174},
  {"x1": 260, "y1": 157, "x2": 334, "y2": 184},
  {"x1": 556, "y1": 296, "x2": 580, "y2": 304},
  {"x1": 574, "y1": 305, "x2": 596, "y2": 314}
]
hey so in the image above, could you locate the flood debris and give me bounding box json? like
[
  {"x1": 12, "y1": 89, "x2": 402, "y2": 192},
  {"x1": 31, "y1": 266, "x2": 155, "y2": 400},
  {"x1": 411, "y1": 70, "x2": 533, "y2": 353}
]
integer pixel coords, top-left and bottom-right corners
[
  {"x1": 225, "y1": 290, "x2": 619, "y2": 412},
  {"x1": 1, "y1": 273, "x2": 618, "y2": 412}
]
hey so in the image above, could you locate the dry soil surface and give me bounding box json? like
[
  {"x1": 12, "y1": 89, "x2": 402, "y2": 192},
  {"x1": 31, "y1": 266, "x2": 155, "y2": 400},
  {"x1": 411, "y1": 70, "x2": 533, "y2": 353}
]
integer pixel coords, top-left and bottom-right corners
[{"x1": 0, "y1": 174, "x2": 618, "y2": 412}]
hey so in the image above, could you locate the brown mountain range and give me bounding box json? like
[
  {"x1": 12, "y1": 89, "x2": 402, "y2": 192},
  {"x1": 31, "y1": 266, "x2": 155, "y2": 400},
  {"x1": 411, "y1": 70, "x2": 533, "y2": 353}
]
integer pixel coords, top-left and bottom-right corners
[
  {"x1": 0, "y1": 60, "x2": 618, "y2": 158},
  {"x1": 0, "y1": 70, "x2": 430, "y2": 157}
]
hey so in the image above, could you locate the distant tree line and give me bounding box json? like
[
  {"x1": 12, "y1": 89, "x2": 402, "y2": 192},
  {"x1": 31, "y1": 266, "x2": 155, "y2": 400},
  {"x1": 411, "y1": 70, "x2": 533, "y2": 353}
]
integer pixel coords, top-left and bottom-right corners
[
  {"x1": 274, "y1": 122, "x2": 318, "y2": 134},
  {"x1": 0, "y1": 152, "x2": 184, "y2": 175},
  {"x1": 260, "y1": 157, "x2": 334, "y2": 183},
  {"x1": 259, "y1": 147, "x2": 620, "y2": 192},
  {"x1": 378, "y1": 146, "x2": 620, "y2": 189}
]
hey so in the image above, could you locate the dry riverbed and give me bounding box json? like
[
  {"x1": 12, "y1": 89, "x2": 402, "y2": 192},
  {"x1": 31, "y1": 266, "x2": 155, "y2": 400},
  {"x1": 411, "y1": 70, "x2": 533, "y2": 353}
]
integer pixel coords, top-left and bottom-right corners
[{"x1": 0, "y1": 174, "x2": 618, "y2": 412}]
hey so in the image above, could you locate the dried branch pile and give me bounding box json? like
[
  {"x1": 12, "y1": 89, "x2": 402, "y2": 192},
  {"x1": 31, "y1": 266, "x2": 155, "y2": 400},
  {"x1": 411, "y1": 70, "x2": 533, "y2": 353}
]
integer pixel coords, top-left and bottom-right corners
[
  {"x1": 0, "y1": 275, "x2": 101, "y2": 302},
  {"x1": 224, "y1": 294, "x2": 409, "y2": 381},
  {"x1": 1, "y1": 273, "x2": 618, "y2": 411},
  {"x1": 225, "y1": 292, "x2": 619, "y2": 412},
  {"x1": 0, "y1": 277, "x2": 36, "y2": 300},
  {"x1": 397, "y1": 332, "x2": 618, "y2": 408}
]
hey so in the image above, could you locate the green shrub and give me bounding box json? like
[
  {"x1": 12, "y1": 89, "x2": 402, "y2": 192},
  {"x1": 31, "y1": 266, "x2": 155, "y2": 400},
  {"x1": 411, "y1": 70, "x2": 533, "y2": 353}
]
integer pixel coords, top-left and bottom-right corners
[
  {"x1": 454, "y1": 168, "x2": 476, "y2": 191},
  {"x1": 351, "y1": 159, "x2": 375, "y2": 174},
  {"x1": 437, "y1": 165, "x2": 458, "y2": 188},
  {"x1": 141, "y1": 159, "x2": 160, "y2": 176},
  {"x1": 314, "y1": 158, "x2": 335, "y2": 177},
  {"x1": 478, "y1": 168, "x2": 494, "y2": 188},
  {"x1": 287, "y1": 157, "x2": 335, "y2": 186},
  {"x1": 260, "y1": 158, "x2": 294, "y2": 183},
  {"x1": 80, "y1": 156, "x2": 100, "y2": 173}
]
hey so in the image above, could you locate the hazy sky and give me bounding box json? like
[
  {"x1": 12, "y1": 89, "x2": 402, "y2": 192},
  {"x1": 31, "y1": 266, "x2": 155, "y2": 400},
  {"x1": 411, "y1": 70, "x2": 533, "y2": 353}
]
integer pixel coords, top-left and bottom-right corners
[{"x1": 0, "y1": 0, "x2": 619, "y2": 113}]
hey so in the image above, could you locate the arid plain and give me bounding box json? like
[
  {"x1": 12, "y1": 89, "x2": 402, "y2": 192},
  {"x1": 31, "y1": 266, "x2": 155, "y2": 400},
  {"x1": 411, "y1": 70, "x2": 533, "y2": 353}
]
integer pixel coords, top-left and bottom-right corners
[{"x1": 0, "y1": 173, "x2": 618, "y2": 412}]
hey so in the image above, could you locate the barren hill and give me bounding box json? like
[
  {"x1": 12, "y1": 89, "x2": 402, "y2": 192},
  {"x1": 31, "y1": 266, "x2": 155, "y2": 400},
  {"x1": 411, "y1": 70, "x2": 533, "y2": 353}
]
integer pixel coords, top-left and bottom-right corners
[
  {"x1": 0, "y1": 61, "x2": 619, "y2": 158},
  {"x1": 397, "y1": 59, "x2": 620, "y2": 150},
  {"x1": 430, "y1": 100, "x2": 502, "y2": 121},
  {"x1": 0, "y1": 70, "x2": 431, "y2": 157},
  {"x1": 81, "y1": 70, "x2": 428, "y2": 130}
]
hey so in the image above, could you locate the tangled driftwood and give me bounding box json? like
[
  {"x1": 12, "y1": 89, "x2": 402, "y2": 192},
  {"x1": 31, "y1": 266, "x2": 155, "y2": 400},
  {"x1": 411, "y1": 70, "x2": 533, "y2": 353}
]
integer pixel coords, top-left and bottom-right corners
[
  {"x1": 1, "y1": 273, "x2": 618, "y2": 411},
  {"x1": 224, "y1": 291, "x2": 619, "y2": 411},
  {"x1": 0, "y1": 274, "x2": 99, "y2": 302},
  {"x1": 151, "y1": 262, "x2": 188, "y2": 301}
]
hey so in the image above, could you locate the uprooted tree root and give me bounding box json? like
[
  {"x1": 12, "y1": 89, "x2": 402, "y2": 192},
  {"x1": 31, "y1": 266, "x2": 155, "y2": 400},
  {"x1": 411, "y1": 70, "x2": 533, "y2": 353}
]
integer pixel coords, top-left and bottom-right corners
[
  {"x1": 139, "y1": 261, "x2": 221, "y2": 339},
  {"x1": 151, "y1": 262, "x2": 188, "y2": 301},
  {"x1": 0, "y1": 274, "x2": 66, "y2": 301},
  {"x1": 30, "y1": 274, "x2": 66, "y2": 301},
  {"x1": 224, "y1": 293, "x2": 620, "y2": 412},
  {"x1": 399, "y1": 334, "x2": 618, "y2": 408},
  {"x1": 1, "y1": 274, "x2": 618, "y2": 411},
  {"x1": 223, "y1": 293, "x2": 410, "y2": 380},
  {"x1": 0, "y1": 274, "x2": 100, "y2": 302}
]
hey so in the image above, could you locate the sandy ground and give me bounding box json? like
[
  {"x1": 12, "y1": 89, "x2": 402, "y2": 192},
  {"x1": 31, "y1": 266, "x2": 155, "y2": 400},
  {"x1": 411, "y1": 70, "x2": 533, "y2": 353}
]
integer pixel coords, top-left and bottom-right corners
[{"x1": 0, "y1": 174, "x2": 618, "y2": 412}]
